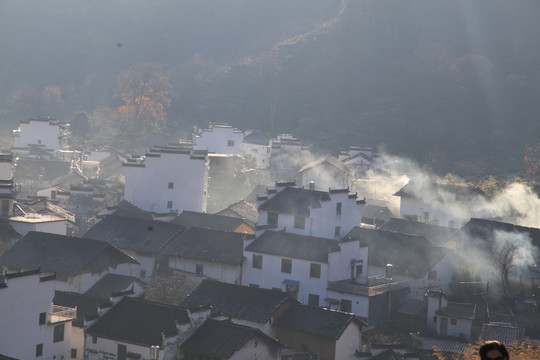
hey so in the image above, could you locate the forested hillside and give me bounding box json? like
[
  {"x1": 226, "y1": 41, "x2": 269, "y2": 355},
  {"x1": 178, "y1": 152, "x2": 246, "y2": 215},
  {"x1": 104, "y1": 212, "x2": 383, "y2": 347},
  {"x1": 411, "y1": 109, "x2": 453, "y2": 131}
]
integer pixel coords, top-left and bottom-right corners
[{"x1": 1, "y1": 0, "x2": 539, "y2": 175}]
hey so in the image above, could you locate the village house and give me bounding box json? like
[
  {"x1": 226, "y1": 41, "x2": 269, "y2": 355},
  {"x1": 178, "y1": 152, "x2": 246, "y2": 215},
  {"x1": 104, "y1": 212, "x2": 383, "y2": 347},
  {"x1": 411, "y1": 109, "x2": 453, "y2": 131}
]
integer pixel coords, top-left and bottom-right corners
[
  {"x1": 123, "y1": 144, "x2": 209, "y2": 214},
  {"x1": 241, "y1": 131, "x2": 271, "y2": 169},
  {"x1": 338, "y1": 145, "x2": 382, "y2": 177},
  {"x1": 0, "y1": 269, "x2": 76, "y2": 360},
  {"x1": 9, "y1": 212, "x2": 69, "y2": 236},
  {"x1": 426, "y1": 290, "x2": 476, "y2": 340},
  {"x1": 193, "y1": 123, "x2": 244, "y2": 155},
  {"x1": 180, "y1": 319, "x2": 285, "y2": 360},
  {"x1": 12, "y1": 117, "x2": 70, "y2": 158},
  {"x1": 242, "y1": 230, "x2": 368, "y2": 307},
  {"x1": 215, "y1": 199, "x2": 259, "y2": 229},
  {"x1": 296, "y1": 155, "x2": 354, "y2": 190},
  {"x1": 172, "y1": 210, "x2": 255, "y2": 234},
  {"x1": 13, "y1": 157, "x2": 72, "y2": 197},
  {"x1": 0, "y1": 231, "x2": 140, "y2": 293},
  {"x1": 85, "y1": 297, "x2": 211, "y2": 360},
  {"x1": 84, "y1": 273, "x2": 147, "y2": 300},
  {"x1": 268, "y1": 134, "x2": 311, "y2": 180},
  {"x1": 378, "y1": 218, "x2": 457, "y2": 248},
  {"x1": 256, "y1": 182, "x2": 365, "y2": 239},
  {"x1": 394, "y1": 181, "x2": 485, "y2": 228},
  {"x1": 0, "y1": 153, "x2": 14, "y2": 218},
  {"x1": 0, "y1": 222, "x2": 21, "y2": 254},
  {"x1": 13, "y1": 197, "x2": 78, "y2": 235},
  {"x1": 345, "y1": 227, "x2": 456, "y2": 301}
]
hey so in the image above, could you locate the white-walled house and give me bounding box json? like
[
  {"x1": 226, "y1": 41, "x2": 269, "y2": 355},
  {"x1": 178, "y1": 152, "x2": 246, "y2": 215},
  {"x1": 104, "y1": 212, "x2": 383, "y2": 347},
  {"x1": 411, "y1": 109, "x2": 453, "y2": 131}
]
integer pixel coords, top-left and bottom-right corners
[
  {"x1": 241, "y1": 131, "x2": 271, "y2": 169},
  {"x1": 338, "y1": 145, "x2": 382, "y2": 176},
  {"x1": 426, "y1": 290, "x2": 476, "y2": 340},
  {"x1": 242, "y1": 230, "x2": 368, "y2": 307},
  {"x1": 0, "y1": 269, "x2": 76, "y2": 360},
  {"x1": 0, "y1": 153, "x2": 14, "y2": 218},
  {"x1": 296, "y1": 155, "x2": 353, "y2": 190},
  {"x1": 12, "y1": 117, "x2": 70, "y2": 156},
  {"x1": 394, "y1": 181, "x2": 486, "y2": 229},
  {"x1": 0, "y1": 231, "x2": 140, "y2": 293},
  {"x1": 257, "y1": 183, "x2": 365, "y2": 239},
  {"x1": 86, "y1": 297, "x2": 211, "y2": 360},
  {"x1": 193, "y1": 124, "x2": 244, "y2": 155},
  {"x1": 9, "y1": 213, "x2": 68, "y2": 235},
  {"x1": 123, "y1": 144, "x2": 209, "y2": 214}
]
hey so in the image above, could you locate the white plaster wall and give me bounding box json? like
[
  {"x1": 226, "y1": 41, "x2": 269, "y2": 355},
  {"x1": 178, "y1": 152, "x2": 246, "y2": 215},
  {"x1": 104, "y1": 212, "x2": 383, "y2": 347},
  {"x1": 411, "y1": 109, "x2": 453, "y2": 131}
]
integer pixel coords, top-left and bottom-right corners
[
  {"x1": 426, "y1": 294, "x2": 448, "y2": 331},
  {"x1": 0, "y1": 274, "x2": 72, "y2": 360},
  {"x1": 14, "y1": 120, "x2": 62, "y2": 150},
  {"x1": 400, "y1": 197, "x2": 466, "y2": 228},
  {"x1": 72, "y1": 326, "x2": 85, "y2": 360},
  {"x1": 440, "y1": 316, "x2": 472, "y2": 339},
  {"x1": 0, "y1": 161, "x2": 12, "y2": 180},
  {"x1": 230, "y1": 337, "x2": 280, "y2": 360},
  {"x1": 168, "y1": 257, "x2": 241, "y2": 284},
  {"x1": 326, "y1": 290, "x2": 370, "y2": 319},
  {"x1": 86, "y1": 336, "x2": 166, "y2": 360},
  {"x1": 213, "y1": 315, "x2": 274, "y2": 337},
  {"x1": 334, "y1": 323, "x2": 362, "y2": 360},
  {"x1": 9, "y1": 220, "x2": 67, "y2": 236},
  {"x1": 124, "y1": 252, "x2": 155, "y2": 279},
  {"x1": 328, "y1": 242, "x2": 367, "y2": 282},
  {"x1": 241, "y1": 142, "x2": 270, "y2": 169},
  {"x1": 123, "y1": 152, "x2": 208, "y2": 213},
  {"x1": 193, "y1": 126, "x2": 244, "y2": 155},
  {"x1": 242, "y1": 251, "x2": 328, "y2": 306}
]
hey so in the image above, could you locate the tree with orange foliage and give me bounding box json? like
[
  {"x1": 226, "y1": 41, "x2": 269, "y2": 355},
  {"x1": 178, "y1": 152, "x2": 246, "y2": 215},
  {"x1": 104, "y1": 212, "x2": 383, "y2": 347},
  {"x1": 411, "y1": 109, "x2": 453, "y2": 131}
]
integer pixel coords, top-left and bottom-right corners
[
  {"x1": 115, "y1": 63, "x2": 171, "y2": 144},
  {"x1": 523, "y1": 143, "x2": 540, "y2": 186}
]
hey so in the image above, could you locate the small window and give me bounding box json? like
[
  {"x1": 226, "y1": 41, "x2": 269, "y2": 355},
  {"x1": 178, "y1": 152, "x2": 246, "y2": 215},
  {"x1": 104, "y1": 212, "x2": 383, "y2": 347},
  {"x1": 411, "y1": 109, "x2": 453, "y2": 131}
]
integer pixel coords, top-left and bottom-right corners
[
  {"x1": 281, "y1": 259, "x2": 292, "y2": 274},
  {"x1": 340, "y1": 299, "x2": 352, "y2": 312},
  {"x1": 310, "y1": 263, "x2": 321, "y2": 279},
  {"x1": 118, "y1": 344, "x2": 127, "y2": 360},
  {"x1": 227, "y1": 140, "x2": 235, "y2": 147},
  {"x1": 433, "y1": 316, "x2": 437, "y2": 323},
  {"x1": 308, "y1": 294, "x2": 320, "y2": 306},
  {"x1": 92, "y1": 336, "x2": 97, "y2": 344},
  {"x1": 36, "y1": 344, "x2": 43, "y2": 357},
  {"x1": 196, "y1": 264, "x2": 203, "y2": 275},
  {"x1": 451, "y1": 318, "x2": 457, "y2": 325},
  {"x1": 39, "y1": 312, "x2": 46, "y2": 325},
  {"x1": 168, "y1": 182, "x2": 174, "y2": 189},
  {"x1": 37, "y1": 139, "x2": 42, "y2": 145},
  {"x1": 167, "y1": 201, "x2": 173, "y2": 209},
  {"x1": 293, "y1": 215, "x2": 305, "y2": 229},
  {"x1": 267, "y1": 212, "x2": 278, "y2": 226},
  {"x1": 53, "y1": 324, "x2": 65, "y2": 343},
  {"x1": 334, "y1": 226, "x2": 341, "y2": 238},
  {"x1": 140, "y1": 269, "x2": 146, "y2": 278},
  {"x1": 71, "y1": 348, "x2": 77, "y2": 359},
  {"x1": 252, "y1": 254, "x2": 263, "y2": 269},
  {"x1": 336, "y1": 202, "x2": 342, "y2": 216},
  {"x1": 354, "y1": 261, "x2": 363, "y2": 276},
  {"x1": 424, "y1": 211, "x2": 430, "y2": 221},
  {"x1": 428, "y1": 270, "x2": 437, "y2": 280}
]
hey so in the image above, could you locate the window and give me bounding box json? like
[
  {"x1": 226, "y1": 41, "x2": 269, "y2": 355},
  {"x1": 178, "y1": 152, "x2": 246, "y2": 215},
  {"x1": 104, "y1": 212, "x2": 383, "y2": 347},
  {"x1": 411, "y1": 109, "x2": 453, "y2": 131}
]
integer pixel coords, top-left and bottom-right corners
[
  {"x1": 334, "y1": 226, "x2": 341, "y2": 238},
  {"x1": 281, "y1": 259, "x2": 292, "y2": 274},
  {"x1": 92, "y1": 336, "x2": 97, "y2": 344},
  {"x1": 308, "y1": 294, "x2": 320, "y2": 306},
  {"x1": 53, "y1": 324, "x2": 64, "y2": 343},
  {"x1": 118, "y1": 344, "x2": 127, "y2": 360},
  {"x1": 196, "y1": 264, "x2": 203, "y2": 275},
  {"x1": 36, "y1": 344, "x2": 43, "y2": 357},
  {"x1": 267, "y1": 212, "x2": 278, "y2": 227},
  {"x1": 353, "y1": 260, "x2": 363, "y2": 277},
  {"x1": 340, "y1": 299, "x2": 352, "y2": 312},
  {"x1": 433, "y1": 316, "x2": 437, "y2": 323},
  {"x1": 167, "y1": 201, "x2": 173, "y2": 209},
  {"x1": 451, "y1": 318, "x2": 457, "y2": 325},
  {"x1": 310, "y1": 263, "x2": 321, "y2": 278},
  {"x1": 71, "y1": 348, "x2": 77, "y2": 359},
  {"x1": 168, "y1": 182, "x2": 174, "y2": 189},
  {"x1": 428, "y1": 270, "x2": 437, "y2": 280},
  {"x1": 336, "y1": 202, "x2": 342, "y2": 216},
  {"x1": 252, "y1": 254, "x2": 263, "y2": 269},
  {"x1": 293, "y1": 215, "x2": 305, "y2": 229},
  {"x1": 39, "y1": 312, "x2": 46, "y2": 325},
  {"x1": 140, "y1": 269, "x2": 146, "y2": 279},
  {"x1": 227, "y1": 140, "x2": 235, "y2": 147}
]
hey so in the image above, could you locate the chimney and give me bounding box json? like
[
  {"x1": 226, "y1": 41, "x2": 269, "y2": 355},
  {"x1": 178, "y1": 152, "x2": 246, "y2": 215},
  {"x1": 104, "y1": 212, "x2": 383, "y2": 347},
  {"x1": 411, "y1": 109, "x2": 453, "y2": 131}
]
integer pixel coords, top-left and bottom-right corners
[
  {"x1": 386, "y1": 264, "x2": 393, "y2": 279},
  {"x1": 309, "y1": 181, "x2": 315, "y2": 191}
]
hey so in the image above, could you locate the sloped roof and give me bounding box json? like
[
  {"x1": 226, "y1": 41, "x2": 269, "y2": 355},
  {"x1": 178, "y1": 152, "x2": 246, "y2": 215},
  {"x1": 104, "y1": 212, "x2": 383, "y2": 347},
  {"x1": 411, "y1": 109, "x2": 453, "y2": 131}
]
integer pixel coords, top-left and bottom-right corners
[
  {"x1": 481, "y1": 323, "x2": 525, "y2": 344},
  {"x1": 17, "y1": 199, "x2": 76, "y2": 223},
  {"x1": 215, "y1": 200, "x2": 258, "y2": 227},
  {"x1": 84, "y1": 273, "x2": 146, "y2": 300},
  {"x1": 411, "y1": 335, "x2": 471, "y2": 354},
  {"x1": 258, "y1": 187, "x2": 330, "y2": 217},
  {"x1": 245, "y1": 230, "x2": 340, "y2": 263},
  {"x1": 345, "y1": 227, "x2": 451, "y2": 278},
  {"x1": 172, "y1": 211, "x2": 248, "y2": 232},
  {"x1": 370, "y1": 350, "x2": 407, "y2": 360},
  {"x1": 13, "y1": 159, "x2": 71, "y2": 181},
  {"x1": 394, "y1": 181, "x2": 485, "y2": 201},
  {"x1": 275, "y1": 303, "x2": 364, "y2": 340},
  {"x1": 108, "y1": 200, "x2": 155, "y2": 220},
  {"x1": 363, "y1": 205, "x2": 394, "y2": 222},
  {"x1": 341, "y1": 151, "x2": 377, "y2": 164},
  {"x1": 181, "y1": 319, "x2": 282, "y2": 358},
  {"x1": 53, "y1": 290, "x2": 110, "y2": 328},
  {"x1": 0, "y1": 231, "x2": 137, "y2": 276},
  {"x1": 0, "y1": 222, "x2": 22, "y2": 249},
  {"x1": 244, "y1": 185, "x2": 269, "y2": 203},
  {"x1": 83, "y1": 215, "x2": 186, "y2": 254},
  {"x1": 161, "y1": 227, "x2": 247, "y2": 265},
  {"x1": 379, "y1": 218, "x2": 456, "y2": 247},
  {"x1": 436, "y1": 303, "x2": 476, "y2": 320},
  {"x1": 298, "y1": 155, "x2": 348, "y2": 174},
  {"x1": 242, "y1": 131, "x2": 270, "y2": 146},
  {"x1": 86, "y1": 297, "x2": 190, "y2": 346},
  {"x1": 181, "y1": 279, "x2": 295, "y2": 323}
]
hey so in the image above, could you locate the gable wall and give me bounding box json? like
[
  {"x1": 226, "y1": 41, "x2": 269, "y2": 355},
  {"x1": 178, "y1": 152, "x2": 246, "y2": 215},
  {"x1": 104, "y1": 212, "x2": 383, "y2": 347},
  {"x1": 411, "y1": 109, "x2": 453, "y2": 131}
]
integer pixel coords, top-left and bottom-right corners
[
  {"x1": 14, "y1": 121, "x2": 62, "y2": 151},
  {"x1": 275, "y1": 327, "x2": 336, "y2": 360},
  {"x1": 334, "y1": 322, "x2": 362, "y2": 360},
  {"x1": 230, "y1": 337, "x2": 280, "y2": 360},
  {"x1": 169, "y1": 257, "x2": 241, "y2": 284}
]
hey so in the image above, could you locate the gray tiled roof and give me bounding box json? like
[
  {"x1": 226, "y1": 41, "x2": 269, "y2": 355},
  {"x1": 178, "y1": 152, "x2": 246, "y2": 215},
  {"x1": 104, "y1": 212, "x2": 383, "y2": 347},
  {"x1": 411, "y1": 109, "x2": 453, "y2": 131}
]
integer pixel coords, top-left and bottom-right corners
[
  {"x1": 258, "y1": 186, "x2": 331, "y2": 217},
  {"x1": 84, "y1": 273, "x2": 146, "y2": 300},
  {"x1": 245, "y1": 230, "x2": 340, "y2": 263},
  {"x1": 84, "y1": 215, "x2": 186, "y2": 254},
  {"x1": 53, "y1": 291, "x2": 110, "y2": 328},
  {"x1": 275, "y1": 303, "x2": 364, "y2": 340},
  {"x1": 86, "y1": 297, "x2": 190, "y2": 346},
  {"x1": 394, "y1": 182, "x2": 485, "y2": 201},
  {"x1": 181, "y1": 279, "x2": 295, "y2": 323},
  {"x1": 298, "y1": 155, "x2": 348, "y2": 174},
  {"x1": 436, "y1": 303, "x2": 476, "y2": 320},
  {"x1": 0, "y1": 231, "x2": 137, "y2": 276},
  {"x1": 379, "y1": 218, "x2": 456, "y2": 246},
  {"x1": 161, "y1": 227, "x2": 247, "y2": 265},
  {"x1": 215, "y1": 200, "x2": 259, "y2": 227},
  {"x1": 481, "y1": 323, "x2": 525, "y2": 344},
  {"x1": 172, "y1": 211, "x2": 248, "y2": 232}
]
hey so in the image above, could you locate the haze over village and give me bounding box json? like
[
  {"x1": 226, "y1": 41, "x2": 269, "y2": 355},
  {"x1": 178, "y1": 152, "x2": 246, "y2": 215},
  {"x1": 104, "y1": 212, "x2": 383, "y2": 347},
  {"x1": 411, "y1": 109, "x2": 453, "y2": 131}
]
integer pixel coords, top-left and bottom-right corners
[{"x1": 2, "y1": 1, "x2": 540, "y2": 360}]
